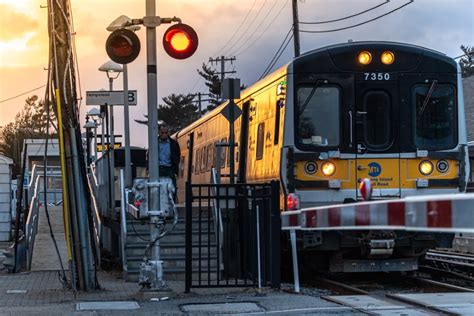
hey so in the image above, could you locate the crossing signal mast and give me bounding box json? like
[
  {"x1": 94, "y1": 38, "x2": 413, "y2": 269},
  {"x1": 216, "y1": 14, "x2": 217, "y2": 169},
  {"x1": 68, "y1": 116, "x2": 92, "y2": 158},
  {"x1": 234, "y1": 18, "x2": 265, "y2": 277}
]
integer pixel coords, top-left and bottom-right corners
[{"x1": 104, "y1": 7, "x2": 198, "y2": 290}]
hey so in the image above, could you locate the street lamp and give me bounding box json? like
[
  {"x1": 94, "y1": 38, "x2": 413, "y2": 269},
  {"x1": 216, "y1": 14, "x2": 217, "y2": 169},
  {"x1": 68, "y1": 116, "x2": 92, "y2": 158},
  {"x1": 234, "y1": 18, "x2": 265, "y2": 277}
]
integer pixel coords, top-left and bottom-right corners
[
  {"x1": 99, "y1": 60, "x2": 123, "y2": 218},
  {"x1": 86, "y1": 108, "x2": 101, "y2": 162}
]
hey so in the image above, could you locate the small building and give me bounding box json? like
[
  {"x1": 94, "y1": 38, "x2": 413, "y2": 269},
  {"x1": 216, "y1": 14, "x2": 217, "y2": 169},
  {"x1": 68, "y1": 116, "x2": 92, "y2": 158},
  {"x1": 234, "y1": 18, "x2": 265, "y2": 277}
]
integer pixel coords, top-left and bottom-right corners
[
  {"x1": 0, "y1": 155, "x2": 13, "y2": 241},
  {"x1": 22, "y1": 139, "x2": 60, "y2": 186}
]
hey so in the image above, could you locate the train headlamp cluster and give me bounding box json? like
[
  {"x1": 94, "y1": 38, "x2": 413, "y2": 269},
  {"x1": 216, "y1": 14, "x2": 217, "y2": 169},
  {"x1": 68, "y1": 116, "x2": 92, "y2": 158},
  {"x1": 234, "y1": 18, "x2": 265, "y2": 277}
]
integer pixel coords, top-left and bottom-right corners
[
  {"x1": 419, "y1": 160, "x2": 434, "y2": 175},
  {"x1": 358, "y1": 50, "x2": 395, "y2": 65},
  {"x1": 436, "y1": 160, "x2": 449, "y2": 173},
  {"x1": 321, "y1": 162, "x2": 336, "y2": 176}
]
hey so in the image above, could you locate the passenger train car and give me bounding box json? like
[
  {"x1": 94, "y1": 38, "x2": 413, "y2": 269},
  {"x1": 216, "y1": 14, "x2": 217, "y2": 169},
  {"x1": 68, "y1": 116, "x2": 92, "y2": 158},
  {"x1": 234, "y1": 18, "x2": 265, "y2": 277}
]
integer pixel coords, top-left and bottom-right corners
[{"x1": 174, "y1": 41, "x2": 470, "y2": 272}]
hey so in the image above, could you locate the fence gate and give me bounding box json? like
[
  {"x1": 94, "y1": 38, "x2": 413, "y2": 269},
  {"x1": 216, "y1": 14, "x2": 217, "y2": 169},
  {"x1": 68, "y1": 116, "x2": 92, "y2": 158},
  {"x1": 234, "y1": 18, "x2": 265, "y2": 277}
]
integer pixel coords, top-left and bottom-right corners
[{"x1": 185, "y1": 181, "x2": 280, "y2": 292}]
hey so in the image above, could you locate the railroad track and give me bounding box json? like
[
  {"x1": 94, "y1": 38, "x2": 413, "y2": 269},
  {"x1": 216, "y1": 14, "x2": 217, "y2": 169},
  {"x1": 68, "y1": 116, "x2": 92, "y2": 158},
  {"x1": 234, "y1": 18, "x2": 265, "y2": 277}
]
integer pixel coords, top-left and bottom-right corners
[
  {"x1": 425, "y1": 250, "x2": 474, "y2": 271},
  {"x1": 313, "y1": 273, "x2": 473, "y2": 315}
]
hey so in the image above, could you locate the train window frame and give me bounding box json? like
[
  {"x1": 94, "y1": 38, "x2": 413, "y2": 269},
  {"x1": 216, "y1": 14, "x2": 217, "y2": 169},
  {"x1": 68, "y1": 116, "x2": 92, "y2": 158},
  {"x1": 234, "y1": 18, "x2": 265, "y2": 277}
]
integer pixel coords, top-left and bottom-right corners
[
  {"x1": 295, "y1": 84, "x2": 341, "y2": 150},
  {"x1": 412, "y1": 83, "x2": 457, "y2": 150},
  {"x1": 206, "y1": 143, "x2": 213, "y2": 171},
  {"x1": 200, "y1": 147, "x2": 207, "y2": 173},
  {"x1": 220, "y1": 137, "x2": 227, "y2": 169},
  {"x1": 362, "y1": 90, "x2": 393, "y2": 150},
  {"x1": 194, "y1": 148, "x2": 201, "y2": 174},
  {"x1": 256, "y1": 122, "x2": 265, "y2": 160},
  {"x1": 274, "y1": 98, "x2": 283, "y2": 145}
]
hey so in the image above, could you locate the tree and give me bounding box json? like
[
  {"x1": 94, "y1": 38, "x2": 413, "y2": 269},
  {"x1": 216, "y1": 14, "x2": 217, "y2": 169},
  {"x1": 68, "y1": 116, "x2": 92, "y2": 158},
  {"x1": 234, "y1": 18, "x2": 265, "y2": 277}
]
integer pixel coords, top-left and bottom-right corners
[
  {"x1": 197, "y1": 63, "x2": 221, "y2": 110},
  {"x1": 0, "y1": 96, "x2": 55, "y2": 175},
  {"x1": 459, "y1": 45, "x2": 474, "y2": 78},
  {"x1": 135, "y1": 93, "x2": 200, "y2": 134}
]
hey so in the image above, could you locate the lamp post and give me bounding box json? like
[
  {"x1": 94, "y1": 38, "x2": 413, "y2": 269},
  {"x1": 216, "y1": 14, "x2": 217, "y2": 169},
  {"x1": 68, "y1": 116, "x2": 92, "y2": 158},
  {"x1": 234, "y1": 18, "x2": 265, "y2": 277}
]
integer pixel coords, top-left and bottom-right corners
[
  {"x1": 99, "y1": 61, "x2": 123, "y2": 223},
  {"x1": 86, "y1": 108, "x2": 101, "y2": 162},
  {"x1": 83, "y1": 118, "x2": 97, "y2": 165}
]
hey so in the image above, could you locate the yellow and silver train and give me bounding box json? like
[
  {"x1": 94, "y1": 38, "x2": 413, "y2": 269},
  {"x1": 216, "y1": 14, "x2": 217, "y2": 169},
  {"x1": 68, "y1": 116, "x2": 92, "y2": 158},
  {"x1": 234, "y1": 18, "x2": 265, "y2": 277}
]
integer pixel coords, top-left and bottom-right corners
[{"x1": 175, "y1": 41, "x2": 470, "y2": 272}]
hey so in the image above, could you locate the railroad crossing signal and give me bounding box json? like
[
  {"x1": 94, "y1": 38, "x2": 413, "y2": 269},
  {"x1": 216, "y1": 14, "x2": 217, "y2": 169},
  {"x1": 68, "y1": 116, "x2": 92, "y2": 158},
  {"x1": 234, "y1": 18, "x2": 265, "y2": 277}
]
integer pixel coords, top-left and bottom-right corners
[
  {"x1": 106, "y1": 28, "x2": 141, "y2": 64},
  {"x1": 162, "y1": 23, "x2": 199, "y2": 59}
]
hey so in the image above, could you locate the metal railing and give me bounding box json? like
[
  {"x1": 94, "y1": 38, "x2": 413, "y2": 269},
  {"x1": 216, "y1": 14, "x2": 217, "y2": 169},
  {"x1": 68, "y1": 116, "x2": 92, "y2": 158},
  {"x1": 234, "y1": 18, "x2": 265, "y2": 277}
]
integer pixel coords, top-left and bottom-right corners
[
  {"x1": 119, "y1": 169, "x2": 128, "y2": 274},
  {"x1": 87, "y1": 163, "x2": 102, "y2": 265},
  {"x1": 25, "y1": 164, "x2": 62, "y2": 270}
]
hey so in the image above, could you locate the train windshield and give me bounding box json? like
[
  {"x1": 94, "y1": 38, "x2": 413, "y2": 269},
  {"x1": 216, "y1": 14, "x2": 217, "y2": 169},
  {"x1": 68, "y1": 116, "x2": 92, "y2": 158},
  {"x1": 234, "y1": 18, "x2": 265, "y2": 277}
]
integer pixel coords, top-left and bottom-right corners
[
  {"x1": 296, "y1": 86, "x2": 340, "y2": 147},
  {"x1": 414, "y1": 84, "x2": 456, "y2": 150}
]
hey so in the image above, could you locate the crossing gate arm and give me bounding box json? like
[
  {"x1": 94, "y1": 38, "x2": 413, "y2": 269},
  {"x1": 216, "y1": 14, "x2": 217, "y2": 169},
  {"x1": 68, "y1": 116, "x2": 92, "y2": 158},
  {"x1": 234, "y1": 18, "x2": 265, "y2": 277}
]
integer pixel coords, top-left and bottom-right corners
[{"x1": 281, "y1": 193, "x2": 474, "y2": 233}]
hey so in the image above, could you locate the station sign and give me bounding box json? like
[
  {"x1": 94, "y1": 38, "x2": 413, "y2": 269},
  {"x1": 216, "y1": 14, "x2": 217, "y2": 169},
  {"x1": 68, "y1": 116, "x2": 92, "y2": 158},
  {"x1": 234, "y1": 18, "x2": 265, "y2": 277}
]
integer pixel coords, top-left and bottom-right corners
[
  {"x1": 86, "y1": 90, "x2": 137, "y2": 106},
  {"x1": 97, "y1": 143, "x2": 122, "y2": 151}
]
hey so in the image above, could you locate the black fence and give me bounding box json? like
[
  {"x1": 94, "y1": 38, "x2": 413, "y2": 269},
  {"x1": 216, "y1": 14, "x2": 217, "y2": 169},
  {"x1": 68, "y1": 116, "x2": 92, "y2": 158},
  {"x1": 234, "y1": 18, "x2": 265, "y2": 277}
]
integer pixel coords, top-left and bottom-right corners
[{"x1": 185, "y1": 181, "x2": 281, "y2": 292}]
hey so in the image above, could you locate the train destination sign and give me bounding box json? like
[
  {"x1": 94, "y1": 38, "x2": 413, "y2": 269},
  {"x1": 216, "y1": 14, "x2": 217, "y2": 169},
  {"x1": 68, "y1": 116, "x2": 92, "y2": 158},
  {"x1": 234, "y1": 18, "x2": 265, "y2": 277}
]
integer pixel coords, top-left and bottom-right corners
[{"x1": 86, "y1": 90, "x2": 137, "y2": 106}]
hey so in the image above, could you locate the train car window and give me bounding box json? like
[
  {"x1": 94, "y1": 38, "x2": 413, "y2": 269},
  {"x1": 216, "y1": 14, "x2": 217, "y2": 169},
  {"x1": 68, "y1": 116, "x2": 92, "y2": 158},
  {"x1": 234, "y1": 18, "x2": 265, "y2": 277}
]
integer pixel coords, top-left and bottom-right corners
[
  {"x1": 179, "y1": 156, "x2": 185, "y2": 178},
  {"x1": 363, "y1": 91, "x2": 392, "y2": 149},
  {"x1": 220, "y1": 138, "x2": 227, "y2": 169},
  {"x1": 413, "y1": 84, "x2": 456, "y2": 150},
  {"x1": 256, "y1": 123, "x2": 265, "y2": 160},
  {"x1": 296, "y1": 86, "x2": 340, "y2": 147},
  {"x1": 201, "y1": 148, "x2": 206, "y2": 173},
  {"x1": 212, "y1": 141, "x2": 218, "y2": 168},
  {"x1": 206, "y1": 144, "x2": 213, "y2": 171},
  {"x1": 194, "y1": 148, "x2": 201, "y2": 174}
]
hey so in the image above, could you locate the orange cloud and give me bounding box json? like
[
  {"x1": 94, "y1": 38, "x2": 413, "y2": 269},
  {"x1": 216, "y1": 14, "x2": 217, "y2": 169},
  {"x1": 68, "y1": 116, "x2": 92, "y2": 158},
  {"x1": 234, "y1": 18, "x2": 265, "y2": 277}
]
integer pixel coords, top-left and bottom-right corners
[{"x1": 0, "y1": 4, "x2": 39, "y2": 41}]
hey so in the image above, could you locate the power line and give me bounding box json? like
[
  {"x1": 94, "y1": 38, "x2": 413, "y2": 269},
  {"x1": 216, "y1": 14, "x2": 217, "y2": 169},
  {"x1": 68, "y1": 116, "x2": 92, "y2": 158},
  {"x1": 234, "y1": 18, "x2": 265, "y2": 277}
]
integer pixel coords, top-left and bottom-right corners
[
  {"x1": 259, "y1": 27, "x2": 294, "y2": 79},
  {"x1": 300, "y1": 0, "x2": 389, "y2": 24},
  {"x1": 213, "y1": 0, "x2": 258, "y2": 56},
  {"x1": 229, "y1": 0, "x2": 281, "y2": 56},
  {"x1": 224, "y1": 0, "x2": 268, "y2": 56},
  {"x1": 0, "y1": 85, "x2": 47, "y2": 104},
  {"x1": 300, "y1": 0, "x2": 414, "y2": 33},
  {"x1": 235, "y1": 0, "x2": 290, "y2": 57}
]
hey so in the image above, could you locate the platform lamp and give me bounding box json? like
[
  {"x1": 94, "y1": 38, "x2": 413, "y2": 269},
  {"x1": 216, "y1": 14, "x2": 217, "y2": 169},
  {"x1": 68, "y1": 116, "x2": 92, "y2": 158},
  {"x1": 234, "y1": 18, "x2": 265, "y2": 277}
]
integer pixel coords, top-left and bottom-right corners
[
  {"x1": 99, "y1": 61, "x2": 122, "y2": 220},
  {"x1": 83, "y1": 119, "x2": 97, "y2": 165},
  {"x1": 86, "y1": 108, "x2": 101, "y2": 162}
]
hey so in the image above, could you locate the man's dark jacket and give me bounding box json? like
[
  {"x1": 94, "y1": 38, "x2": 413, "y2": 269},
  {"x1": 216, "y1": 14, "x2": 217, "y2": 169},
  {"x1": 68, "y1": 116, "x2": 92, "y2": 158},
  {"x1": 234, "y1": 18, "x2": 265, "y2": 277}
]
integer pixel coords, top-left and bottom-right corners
[{"x1": 169, "y1": 138, "x2": 181, "y2": 175}]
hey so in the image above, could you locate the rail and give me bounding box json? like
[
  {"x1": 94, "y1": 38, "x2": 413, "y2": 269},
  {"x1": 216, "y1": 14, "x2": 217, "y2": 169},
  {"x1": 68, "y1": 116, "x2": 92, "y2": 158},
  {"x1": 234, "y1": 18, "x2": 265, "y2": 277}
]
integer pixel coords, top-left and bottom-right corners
[
  {"x1": 210, "y1": 168, "x2": 224, "y2": 268},
  {"x1": 119, "y1": 169, "x2": 127, "y2": 274},
  {"x1": 24, "y1": 173, "x2": 42, "y2": 270}
]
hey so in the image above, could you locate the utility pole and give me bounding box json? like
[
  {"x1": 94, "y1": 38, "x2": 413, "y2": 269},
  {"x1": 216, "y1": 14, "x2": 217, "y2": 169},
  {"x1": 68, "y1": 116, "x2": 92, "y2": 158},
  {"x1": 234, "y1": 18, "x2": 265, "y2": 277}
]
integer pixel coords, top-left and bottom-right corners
[
  {"x1": 208, "y1": 56, "x2": 236, "y2": 102},
  {"x1": 49, "y1": 0, "x2": 96, "y2": 291},
  {"x1": 292, "y1": 0, "x2": 301, "y2": 57},
  {"x1": 192, "y1": 92, "x2": 212, "y2": 117}
]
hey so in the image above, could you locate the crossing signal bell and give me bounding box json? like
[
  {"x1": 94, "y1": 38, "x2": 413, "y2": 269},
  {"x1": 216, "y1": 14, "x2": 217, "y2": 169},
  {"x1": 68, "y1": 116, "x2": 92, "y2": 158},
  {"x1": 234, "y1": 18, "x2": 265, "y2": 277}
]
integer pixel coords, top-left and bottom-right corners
[
  {"x1": 106, "y1": 28, "x2": 141, "y2": 64},
  {"x1": 162, "y1": 23, "x2": 198, "y2": 59}
]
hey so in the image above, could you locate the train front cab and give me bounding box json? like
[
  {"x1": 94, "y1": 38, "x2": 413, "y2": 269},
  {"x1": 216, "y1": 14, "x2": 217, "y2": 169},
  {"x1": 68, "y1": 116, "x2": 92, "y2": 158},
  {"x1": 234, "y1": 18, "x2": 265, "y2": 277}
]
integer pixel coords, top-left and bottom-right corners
[{"x1": 281, "y1": 42, "x2": 470, "y2": 272}]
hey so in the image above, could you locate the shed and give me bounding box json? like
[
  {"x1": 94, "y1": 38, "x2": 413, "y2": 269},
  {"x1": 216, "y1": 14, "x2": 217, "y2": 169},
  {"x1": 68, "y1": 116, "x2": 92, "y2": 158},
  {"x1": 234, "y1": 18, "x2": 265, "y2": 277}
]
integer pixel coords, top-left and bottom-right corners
[{"x1": 0, "y1": 155, "x2": 13, "y2": 241}]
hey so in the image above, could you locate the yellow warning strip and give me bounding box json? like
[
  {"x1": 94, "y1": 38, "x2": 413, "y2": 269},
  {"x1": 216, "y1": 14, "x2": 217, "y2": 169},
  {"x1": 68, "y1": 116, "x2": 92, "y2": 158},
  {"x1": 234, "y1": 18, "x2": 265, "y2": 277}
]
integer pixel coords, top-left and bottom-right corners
[{"x1": 55, "y1": 88, "x2": 72, "y2": 261}]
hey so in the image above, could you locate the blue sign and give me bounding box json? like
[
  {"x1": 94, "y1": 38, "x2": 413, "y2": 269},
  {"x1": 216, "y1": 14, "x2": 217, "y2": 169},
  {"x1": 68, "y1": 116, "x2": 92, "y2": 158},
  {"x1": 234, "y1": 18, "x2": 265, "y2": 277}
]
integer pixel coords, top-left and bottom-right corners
[{"x1": 368, "y1": 162, "x2": 382, "y2": 177}]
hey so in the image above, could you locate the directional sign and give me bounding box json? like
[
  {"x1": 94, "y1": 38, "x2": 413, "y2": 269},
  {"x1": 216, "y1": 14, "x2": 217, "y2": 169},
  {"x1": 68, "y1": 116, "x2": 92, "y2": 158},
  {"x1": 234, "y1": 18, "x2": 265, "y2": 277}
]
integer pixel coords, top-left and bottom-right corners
[
  {"x1": 220, "y1": 101, "x2": 242, "y2": 123},
  {"x1": 86, "y1": 90, "x2": 137, "y2": 106}
]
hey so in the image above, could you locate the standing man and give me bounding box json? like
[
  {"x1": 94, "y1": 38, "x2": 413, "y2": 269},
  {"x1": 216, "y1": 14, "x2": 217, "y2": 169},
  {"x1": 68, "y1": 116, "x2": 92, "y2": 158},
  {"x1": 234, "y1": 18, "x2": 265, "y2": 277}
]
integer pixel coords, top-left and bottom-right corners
[{"x1": 158, "y1": 124, "x2": 181, "y2": 199}]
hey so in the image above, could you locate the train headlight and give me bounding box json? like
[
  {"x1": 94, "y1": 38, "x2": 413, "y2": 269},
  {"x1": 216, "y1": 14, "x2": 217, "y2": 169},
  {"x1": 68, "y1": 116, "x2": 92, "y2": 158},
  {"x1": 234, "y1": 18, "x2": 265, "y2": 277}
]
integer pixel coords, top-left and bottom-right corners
[
  {"x1": 321, "y1": 162, "x2": 336, "y2": 176},
  {"x1": 358, "y1": 51, "x2": 372, "y2": 65},
  {"x1": 381, "y1": 51, "x2": 395, "y2": 65},
  {"x1": 419, "y1": 160, "x2": 434, "y2": 175},
  {"x1": 304, "y1": 161, "x2": 318, "y2": 174},
  {"x1": 436, "y1": 160, "x2": 449, "y2": 173}
]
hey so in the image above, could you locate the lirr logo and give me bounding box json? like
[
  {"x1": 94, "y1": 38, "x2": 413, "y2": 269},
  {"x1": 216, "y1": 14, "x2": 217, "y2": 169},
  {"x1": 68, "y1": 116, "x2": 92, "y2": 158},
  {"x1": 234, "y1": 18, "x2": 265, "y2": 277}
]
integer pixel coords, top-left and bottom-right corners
[{"x1": 368, "y1": 162, "x2": 382, "y2": 177}]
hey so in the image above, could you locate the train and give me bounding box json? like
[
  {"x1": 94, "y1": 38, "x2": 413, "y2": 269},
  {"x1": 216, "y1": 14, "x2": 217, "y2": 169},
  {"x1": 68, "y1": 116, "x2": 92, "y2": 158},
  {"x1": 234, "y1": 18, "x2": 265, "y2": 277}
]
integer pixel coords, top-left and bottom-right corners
[{"x1": 174, "y1": 41, "x2": 470, "y2": 272}]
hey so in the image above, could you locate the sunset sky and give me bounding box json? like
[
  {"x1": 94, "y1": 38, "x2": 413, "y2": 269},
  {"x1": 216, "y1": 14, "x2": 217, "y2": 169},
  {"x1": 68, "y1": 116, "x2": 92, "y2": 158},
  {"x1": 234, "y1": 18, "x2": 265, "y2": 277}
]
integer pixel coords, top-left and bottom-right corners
[{"x1": 0, "y1": 0, "x2": 472, "y2": 147}]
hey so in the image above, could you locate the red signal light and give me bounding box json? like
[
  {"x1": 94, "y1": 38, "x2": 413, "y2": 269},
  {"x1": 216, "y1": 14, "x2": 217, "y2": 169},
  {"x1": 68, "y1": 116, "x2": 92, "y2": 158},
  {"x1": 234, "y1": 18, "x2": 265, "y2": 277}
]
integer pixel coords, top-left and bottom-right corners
[
  {"x1": 163, "y1": 23, "x2": 198, "y2": 59},
  {"x1": 106, "y1": 29, "x2": 141, "y2": 64}
]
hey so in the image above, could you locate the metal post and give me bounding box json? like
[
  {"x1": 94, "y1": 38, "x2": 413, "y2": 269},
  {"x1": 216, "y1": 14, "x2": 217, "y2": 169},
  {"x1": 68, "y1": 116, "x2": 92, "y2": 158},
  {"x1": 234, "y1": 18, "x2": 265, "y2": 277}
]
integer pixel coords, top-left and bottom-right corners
[
  {"x1": 146, "y1": 0, "x2": 163, "y2": 288},
  {"x1": 123, "y1": 64, "x2": 132, "y2": 188},
  {"x1": 290, "y1": 229, "x2": 300, "y2": 293},
  {"x1": 292, "y1": 0, "x2": 300, "y2": 57},
  {"x1": 100, "y1": 108, "x2": 105, "y2": 158},
  {"x1": 198, "y1": 92, "x2": 202, "y2": 117},
  {"x1": 93, "y1": 121, "x2": 98, "y2": 162},
  {"x1": 256, "y1": 205, "x2": 262, "y2": 290},
  {"x1": 109, "y1": 78, "x2": 116, "y2": 215}
]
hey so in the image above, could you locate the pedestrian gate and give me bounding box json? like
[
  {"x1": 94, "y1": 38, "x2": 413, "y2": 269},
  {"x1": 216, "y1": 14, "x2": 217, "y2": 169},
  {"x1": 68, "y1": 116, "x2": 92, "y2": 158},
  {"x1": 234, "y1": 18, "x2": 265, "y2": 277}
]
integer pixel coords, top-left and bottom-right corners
[{"x1": 185, "y1": 181, "x2": 281, "y2": 292}]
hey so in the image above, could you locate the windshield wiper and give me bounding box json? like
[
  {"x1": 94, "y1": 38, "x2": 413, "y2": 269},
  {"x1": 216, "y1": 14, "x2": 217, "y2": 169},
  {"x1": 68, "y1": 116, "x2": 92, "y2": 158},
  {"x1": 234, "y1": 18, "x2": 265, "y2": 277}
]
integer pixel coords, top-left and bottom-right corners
[
  {"x1": 299, "y1": 79, "x2": 324, "y2": 113},
  {"x1": 419, "y1": 79, "x2": 438, "y2": 115}
]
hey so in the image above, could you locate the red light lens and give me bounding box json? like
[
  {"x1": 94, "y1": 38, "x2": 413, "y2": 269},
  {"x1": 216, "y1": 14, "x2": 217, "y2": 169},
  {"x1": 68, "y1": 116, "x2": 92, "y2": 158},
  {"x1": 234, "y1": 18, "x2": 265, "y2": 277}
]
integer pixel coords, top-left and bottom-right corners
[
  {"x1": 287, "y1": 194, "x2": 299, "y2": 210},
  {"x1": 162, "y1": 23, "x2": 198, "y2": 59}
]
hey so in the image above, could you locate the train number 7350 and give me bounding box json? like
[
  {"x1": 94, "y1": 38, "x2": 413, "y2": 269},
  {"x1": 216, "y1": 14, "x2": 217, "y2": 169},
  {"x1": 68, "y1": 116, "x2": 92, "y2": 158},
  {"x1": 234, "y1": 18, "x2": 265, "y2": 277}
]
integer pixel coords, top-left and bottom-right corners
[{"x1": 364, "y1": 72, "x2": 391, "y2": 81}]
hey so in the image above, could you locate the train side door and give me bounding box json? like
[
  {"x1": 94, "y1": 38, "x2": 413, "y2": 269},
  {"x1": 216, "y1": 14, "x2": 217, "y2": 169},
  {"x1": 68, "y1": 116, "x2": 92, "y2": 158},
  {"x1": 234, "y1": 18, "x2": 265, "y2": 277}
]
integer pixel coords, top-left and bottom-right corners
[
  {"x1": 238, "y1": 101, "x2": 251, "y2": 183},
  {"x1": 354, "y1": 77, "x2": 401, "y2": 199}
]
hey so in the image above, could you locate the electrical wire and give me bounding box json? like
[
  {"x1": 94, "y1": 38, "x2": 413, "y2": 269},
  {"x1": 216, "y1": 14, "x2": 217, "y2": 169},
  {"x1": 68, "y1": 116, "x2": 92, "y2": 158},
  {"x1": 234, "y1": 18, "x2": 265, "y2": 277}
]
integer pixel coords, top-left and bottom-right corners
[
  {"x1": 259, "y1": 27, "x2": 293, "y2": 79},
  {"x1": 0, "y1": 85, "x2": 47, "y2": 104},
  {"x1": 213, "y1": 0, "x2": 258, "y2": 57},
  {"x1": 224, "y1": 0, "x2": 268, "y2": 56},
  {"x1": 228, "y1": 0, "x2": 281, "y2": 56},
  {"x1": 299, "y1": 0, "x2": 389, "y2": 24},
  {"x1": 234, "y1": 0, "x2": 289, "y2": 57},
  {"x1": 300, "y1": 0, "x2": 414, "y2": 33}
]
